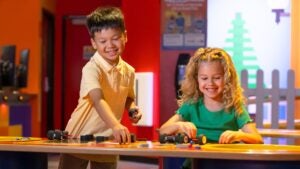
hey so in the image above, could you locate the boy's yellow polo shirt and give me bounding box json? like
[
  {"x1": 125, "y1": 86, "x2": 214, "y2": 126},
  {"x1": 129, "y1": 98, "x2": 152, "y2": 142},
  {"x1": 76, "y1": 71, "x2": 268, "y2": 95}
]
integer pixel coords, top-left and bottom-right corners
[{"x1": 65, "y1": 51, "x2": 135, "y2": 138}]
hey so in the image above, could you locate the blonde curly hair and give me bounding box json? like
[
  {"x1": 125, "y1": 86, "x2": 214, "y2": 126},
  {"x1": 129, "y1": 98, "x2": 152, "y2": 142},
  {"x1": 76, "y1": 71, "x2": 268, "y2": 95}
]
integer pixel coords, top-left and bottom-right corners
[{"x1": 178, "y1": 47, "x2": 246, "y2": 115}]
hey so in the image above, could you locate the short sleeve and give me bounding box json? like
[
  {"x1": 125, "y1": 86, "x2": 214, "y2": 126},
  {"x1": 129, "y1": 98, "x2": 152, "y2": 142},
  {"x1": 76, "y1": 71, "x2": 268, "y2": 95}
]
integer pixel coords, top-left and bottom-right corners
[
  {"x1": 80, "y1": 63, "x2": 102, "y2": 98},
  {"x1": 176, "y1": 102, "x2": 192, "y2": 121},
  {"x1": 237, "y1": 106, "x2": 253, "y2": 128}
]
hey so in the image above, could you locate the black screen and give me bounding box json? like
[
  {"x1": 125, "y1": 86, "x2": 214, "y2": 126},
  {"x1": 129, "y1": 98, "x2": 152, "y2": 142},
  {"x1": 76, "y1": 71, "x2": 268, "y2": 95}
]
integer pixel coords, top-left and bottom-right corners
[
  {"x1": 0, "y1": 45, "x2": 16, "y2": 88},
  {"x1": 16, "y1": 49, "x2": 29, "y2": 88}
]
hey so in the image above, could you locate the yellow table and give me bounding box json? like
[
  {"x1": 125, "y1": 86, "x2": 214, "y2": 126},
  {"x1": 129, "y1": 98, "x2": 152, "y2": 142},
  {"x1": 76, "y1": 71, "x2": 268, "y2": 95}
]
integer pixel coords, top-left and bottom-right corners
[{"x1": 1, "y1": 137, "x2": 300, "y2": 169}]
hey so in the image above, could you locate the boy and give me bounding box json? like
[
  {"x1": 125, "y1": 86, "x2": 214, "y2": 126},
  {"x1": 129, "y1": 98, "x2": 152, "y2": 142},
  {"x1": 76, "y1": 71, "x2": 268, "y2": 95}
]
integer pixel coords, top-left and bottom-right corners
[{"x1": 58, "y1": 6, "x2": 142, "y2": 169}]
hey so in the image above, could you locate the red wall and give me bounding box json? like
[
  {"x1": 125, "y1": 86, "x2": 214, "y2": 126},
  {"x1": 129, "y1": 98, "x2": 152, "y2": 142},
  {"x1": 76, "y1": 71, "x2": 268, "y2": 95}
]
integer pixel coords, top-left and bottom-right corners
[
  {"x1": 122, "y1": 0, "x2": 161, "y2": 140},
  {"x1": 54, "y1": 0, "x2": 160, "y2": 140}
]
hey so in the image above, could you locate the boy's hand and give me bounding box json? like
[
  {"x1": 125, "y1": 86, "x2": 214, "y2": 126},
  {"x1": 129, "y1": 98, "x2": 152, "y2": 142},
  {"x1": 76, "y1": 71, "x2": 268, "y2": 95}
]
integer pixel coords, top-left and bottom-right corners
[
  {"x1": 128, "y1": 108, "x2": 142, "y2": 124},
  {"x1": 112, "y1": 124, "x2": 131, "y2": 144}
]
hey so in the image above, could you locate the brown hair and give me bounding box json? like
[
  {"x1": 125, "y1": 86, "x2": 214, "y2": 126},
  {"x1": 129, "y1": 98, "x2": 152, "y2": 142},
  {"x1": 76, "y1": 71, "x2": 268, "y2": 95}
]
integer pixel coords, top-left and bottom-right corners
[{"x1": 86, "y1": 6, "x2": 125, "y2": 38}]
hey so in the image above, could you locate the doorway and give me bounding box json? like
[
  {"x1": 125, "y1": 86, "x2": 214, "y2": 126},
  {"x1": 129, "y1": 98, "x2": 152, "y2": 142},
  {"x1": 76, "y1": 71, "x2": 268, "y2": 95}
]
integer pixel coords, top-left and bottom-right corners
[
  {"x1": 61, "y1": 16, "x2": 91, "y2": 128},
  {"x1": 41, "y1": 10, "x2": 55, "y2": 137}
]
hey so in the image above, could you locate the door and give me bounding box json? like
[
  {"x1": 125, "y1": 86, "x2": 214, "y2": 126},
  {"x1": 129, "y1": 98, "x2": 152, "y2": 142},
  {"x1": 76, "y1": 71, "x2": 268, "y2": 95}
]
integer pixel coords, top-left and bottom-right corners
[
  {"x1": 61, "y1": 16, "x2": 91, "y2": 128},
  {"x1": 41, "y1": 10, "x2": 54, "y2": 136}
]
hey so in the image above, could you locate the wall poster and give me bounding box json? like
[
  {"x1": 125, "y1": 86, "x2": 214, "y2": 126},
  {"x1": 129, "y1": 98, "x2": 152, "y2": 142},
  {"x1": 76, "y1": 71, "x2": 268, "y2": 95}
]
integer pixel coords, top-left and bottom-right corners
[{"x1": 161, "y1": 0, "x2": 207, "y2": 50}]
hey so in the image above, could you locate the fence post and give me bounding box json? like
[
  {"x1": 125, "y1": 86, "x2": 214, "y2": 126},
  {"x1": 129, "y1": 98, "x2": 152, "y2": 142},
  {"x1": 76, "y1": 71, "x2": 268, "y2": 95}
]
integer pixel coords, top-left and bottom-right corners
[
  {"x1": 271, "y1": 70, "x2": 280, "y2": 129},
  {"x1": 255, "y1": 70, "x2": 265, "y2": 128}
]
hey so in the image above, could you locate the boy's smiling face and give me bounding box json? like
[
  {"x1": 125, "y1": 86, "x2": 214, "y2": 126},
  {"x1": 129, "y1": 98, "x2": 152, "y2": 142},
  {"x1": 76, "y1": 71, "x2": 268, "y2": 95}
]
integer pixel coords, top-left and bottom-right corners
[{"x1": 91, "y1": 28, "x2": 127, "y2": 65}]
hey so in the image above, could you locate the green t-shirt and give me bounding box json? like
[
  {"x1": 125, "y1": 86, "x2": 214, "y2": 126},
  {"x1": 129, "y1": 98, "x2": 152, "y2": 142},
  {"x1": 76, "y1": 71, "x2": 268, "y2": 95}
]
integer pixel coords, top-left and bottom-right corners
[{"x1": 177, "y1": 98, "x2": 252, "y2": 142}]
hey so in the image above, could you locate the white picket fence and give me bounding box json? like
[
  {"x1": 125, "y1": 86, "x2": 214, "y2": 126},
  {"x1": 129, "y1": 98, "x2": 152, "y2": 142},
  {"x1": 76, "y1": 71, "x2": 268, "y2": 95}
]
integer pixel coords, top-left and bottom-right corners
[{"x1": 241, "y1": 69, "x2": 300, "y2": 129}]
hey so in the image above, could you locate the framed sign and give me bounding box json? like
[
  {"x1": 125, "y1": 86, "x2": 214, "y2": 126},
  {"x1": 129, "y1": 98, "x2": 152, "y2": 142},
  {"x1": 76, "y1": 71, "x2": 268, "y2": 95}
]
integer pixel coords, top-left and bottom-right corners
[{"x1": 161, "y1": 0, "x2": 207, "y2": 50}]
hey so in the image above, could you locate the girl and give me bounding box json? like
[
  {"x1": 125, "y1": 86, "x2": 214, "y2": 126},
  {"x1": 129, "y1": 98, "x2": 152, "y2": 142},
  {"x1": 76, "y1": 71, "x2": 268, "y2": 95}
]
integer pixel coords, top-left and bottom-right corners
[{"x1": 159, "y1": 47, "x2": 263, "y2": 144}]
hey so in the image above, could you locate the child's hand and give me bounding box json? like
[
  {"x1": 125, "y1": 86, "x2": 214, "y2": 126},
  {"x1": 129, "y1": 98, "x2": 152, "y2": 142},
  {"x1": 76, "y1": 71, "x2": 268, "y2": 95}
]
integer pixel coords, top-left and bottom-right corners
[
  {"x1": 219, "y1": 130, "x2": 242, "y2": 144},
  {"x1": 177, "y1": 121, "x2": 197, "y2": 138},
  {"x1": 112, "y1": 124, "x2": 131, "y2": 144}
]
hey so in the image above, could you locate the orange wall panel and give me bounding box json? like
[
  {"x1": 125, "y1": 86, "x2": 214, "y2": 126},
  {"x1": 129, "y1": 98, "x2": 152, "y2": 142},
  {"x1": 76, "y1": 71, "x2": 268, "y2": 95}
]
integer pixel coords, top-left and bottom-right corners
[
  {"x1": 0, "y1": 127, "x2": 8, "y2": 136},
  {"x1": 0, "y1": 104, "x2": 9, "y2": 127},
  {"x1": 291, "y1": 0, "x2": 300, "y2": 86},
  {"x1": 0, "y1": 0, "x2": 42, "y2": 136},
  {"x1": 0, "y1": 0, "x2": 41, "y2": 94},
  {"x1": 291, "y1": 0, "x2": 300, "y2": 118},
  {"x1": 9, "y1": 125, "x2": 22, "y2": 136}
]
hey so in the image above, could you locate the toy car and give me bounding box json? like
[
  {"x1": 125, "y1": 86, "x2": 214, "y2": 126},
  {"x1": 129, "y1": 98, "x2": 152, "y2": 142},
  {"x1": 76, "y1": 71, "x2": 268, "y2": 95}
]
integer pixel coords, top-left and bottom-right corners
[
  {"x1": 159, "y1": 133, "x2": 206, "y2": 145},
  {"x1": 47, "y1": 129, "x2": 69, "y2": 140}
]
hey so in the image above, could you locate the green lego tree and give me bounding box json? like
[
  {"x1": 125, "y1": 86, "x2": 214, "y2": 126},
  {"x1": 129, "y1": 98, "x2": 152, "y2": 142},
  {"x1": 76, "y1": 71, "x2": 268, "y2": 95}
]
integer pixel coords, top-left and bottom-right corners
[{"x1": 224, "y1": 13, "x2": 261, "y2": 88}]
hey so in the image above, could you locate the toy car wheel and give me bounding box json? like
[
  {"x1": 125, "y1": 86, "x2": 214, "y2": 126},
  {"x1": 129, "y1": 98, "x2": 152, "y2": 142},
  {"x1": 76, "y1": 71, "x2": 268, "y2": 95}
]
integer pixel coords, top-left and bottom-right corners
[
  {"x1": 175, "y1": 133, "x2": 189, "y2": 144},
  {"x1": 159, "y1": 134, "x2": 167, "y2": 144},
  {"x1": 183, "y1": 135, "x2": 189, "y2": 144},
  {"x1": 197, "y1": 134, "x2": 207, "y2": 145}
]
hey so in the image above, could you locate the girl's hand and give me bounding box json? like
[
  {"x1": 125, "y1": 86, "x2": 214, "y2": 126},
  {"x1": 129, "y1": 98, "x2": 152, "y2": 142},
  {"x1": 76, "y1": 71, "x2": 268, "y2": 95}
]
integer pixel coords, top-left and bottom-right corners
[
  {"x1": 112, "y1": 124, "x2": 131, "y2": 144},
  {"x1": 219, "y1": 130, "x2": 243, "y2": 144},
  {"x1": 177, "y1": 121, "x2": 197, "y2": 138}
]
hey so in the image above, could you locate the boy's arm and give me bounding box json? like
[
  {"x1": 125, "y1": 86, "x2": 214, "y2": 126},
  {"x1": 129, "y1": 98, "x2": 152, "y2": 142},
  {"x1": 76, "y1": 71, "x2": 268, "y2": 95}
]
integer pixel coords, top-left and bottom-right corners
[
  {"x1": 89, "y1": 88, "x2": 131, "y2": 143},
  {"x1": 125, "y1": 97, "x2": 142, "y2": 123},
  {"x1": 125, "y1": 97, "x2": 136, "y2": 110}
]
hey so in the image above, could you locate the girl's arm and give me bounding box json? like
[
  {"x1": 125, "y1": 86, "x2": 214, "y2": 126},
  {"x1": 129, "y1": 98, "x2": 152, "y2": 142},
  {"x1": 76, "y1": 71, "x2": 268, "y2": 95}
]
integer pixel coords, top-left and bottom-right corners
[
  {"x1": 240, "y1": 122, "x2": 264, "y2": 144},
  {"x1": 219, "y1": 123, "x2": 264, "y2": 144},
  {"x1": 159, "y1": 114, "x2": 197, "y2": 138}
]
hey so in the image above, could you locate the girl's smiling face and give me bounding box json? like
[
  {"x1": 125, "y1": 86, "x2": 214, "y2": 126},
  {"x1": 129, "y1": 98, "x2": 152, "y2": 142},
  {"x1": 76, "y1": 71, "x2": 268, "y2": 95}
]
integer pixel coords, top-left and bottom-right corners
[{"x1": 197, "y1": 61, "x2": 225, "y2": 101}]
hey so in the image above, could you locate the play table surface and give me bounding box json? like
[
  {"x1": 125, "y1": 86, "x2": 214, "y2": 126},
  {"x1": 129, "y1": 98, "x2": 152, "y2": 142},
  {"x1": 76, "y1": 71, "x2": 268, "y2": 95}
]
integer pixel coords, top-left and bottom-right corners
[{"x1": 1, "y1": 136, "x2": 300, "y2": 161}]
